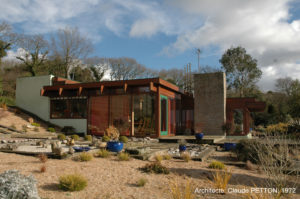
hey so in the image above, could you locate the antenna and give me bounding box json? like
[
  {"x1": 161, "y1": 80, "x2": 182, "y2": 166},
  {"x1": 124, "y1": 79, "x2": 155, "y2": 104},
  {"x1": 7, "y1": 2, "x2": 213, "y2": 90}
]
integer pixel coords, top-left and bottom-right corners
[{"x1": 196, "y1": 48, "x2": 201, "y2": 72}]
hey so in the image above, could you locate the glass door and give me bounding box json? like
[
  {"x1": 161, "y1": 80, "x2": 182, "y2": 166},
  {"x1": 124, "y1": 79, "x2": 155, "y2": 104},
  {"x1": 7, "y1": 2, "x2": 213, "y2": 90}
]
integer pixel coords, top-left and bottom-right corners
[{"x1": 160, "y1": 95, "x2": 168, "y2": 136}]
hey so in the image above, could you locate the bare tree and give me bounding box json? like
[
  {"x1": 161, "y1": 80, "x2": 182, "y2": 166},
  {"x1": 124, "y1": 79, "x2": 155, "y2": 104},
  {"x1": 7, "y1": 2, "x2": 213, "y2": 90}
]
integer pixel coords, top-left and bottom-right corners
[
  {"x1": 251, "y1": 132, "x2": 299, "y2": 197},
  {"x1": 0, "y1": 22, "x2": 16, "y2": 64},
  {"x1": 275, "y1": 77, "x2": 295, "y2": 96},
  {"x1": 51, "y1": 27, "x2": 93, "y2": 78},
  {"x1": 16, "y1": 34, "x2": 48, "y2": 76},
  {"x1": 108, "y1": 57, "x2": 147, "y2": 80},
  {"x1": 159, "y1": 68, "x2": 185, "y2": 88},
  {"x1": 84, "y1": 57, "x2": 109, "y2": 81}
]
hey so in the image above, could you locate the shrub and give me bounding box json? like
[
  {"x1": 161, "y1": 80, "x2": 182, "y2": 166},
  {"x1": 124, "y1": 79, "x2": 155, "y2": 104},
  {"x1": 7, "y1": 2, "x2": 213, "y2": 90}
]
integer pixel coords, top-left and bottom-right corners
[
  {"x1": 58, "y1": 173, "x2": 87, "y2": 191},
  {"x1": 169, "y1": 180, "x2": 195, "y2": 199},
  {"x1": 266, "y1": 123, "x2": 288, "y2": 135},
  {"x1": 95, "y1": 149, "x2": 110, "y2": 158},
  {"x1": 71, "y1": 134, "x2": 80, "y2": 141},
  {"x1": 119, "y1": 136, "x2": 128, "y2": 143},
  {"x1": 31, "y1": 123, "x2": 40, "y2": 127},
  {"x1": 154, "y1": 154, "x2": 163, "y2": 162},
  {"x1": 37, "y1": 153, "x2": 48, "y2": 163},
  {"x1": 211, "y1": 169, "x2": 232, "y2": 193},
  {"x1": 209, "y1": 161, "x2": 225, "y2": 170},
  {"x1": 137, "y1": 178, "x2": 148, "y2": 187},
  {"x1": 48, "y1": 127, "x2": 56, "y2": 132},
  {"x1": 22, "y1": 124, "x2": 27, "y2": 133},
  {"x1": 0, "y1": 170, "x2": 40, "y2": 198},
  {"x1": 163, "y1": 154, "x2": 172, "y2": 160},
  {"x1": 140, "y1": 162, "x2": 170, "y2": 174},
  {"x1": 57, "y1": 133, "x2": 66, "y2": 140},
  {"x1": 76, "y1": 152, "x2": 93, "y2": 162},
  {"x1": 40, "y1": 165, "x2": 46, "y2": 173},
  {"x1": 102, "y1": 135, "x2": 110, "y2": 142},
  {"x1": 118, "y1": 152, "x2": 130, "y2": 161},
  {"x1": 181, "y1": 153, "x2": 191, "y2": 162},
  {"x1": 235, "y1": 139, "x2": 261, "y2": 163},
  {"x1": 84, "y1": 135, "x2": 92, "y2": 141}
]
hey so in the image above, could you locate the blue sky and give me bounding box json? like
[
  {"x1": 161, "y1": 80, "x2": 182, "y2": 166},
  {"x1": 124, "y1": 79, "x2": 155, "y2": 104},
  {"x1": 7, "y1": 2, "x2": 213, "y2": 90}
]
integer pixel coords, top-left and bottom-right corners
[{"x1": 1, "y1": 0, "x2": 300, "y2": 90}]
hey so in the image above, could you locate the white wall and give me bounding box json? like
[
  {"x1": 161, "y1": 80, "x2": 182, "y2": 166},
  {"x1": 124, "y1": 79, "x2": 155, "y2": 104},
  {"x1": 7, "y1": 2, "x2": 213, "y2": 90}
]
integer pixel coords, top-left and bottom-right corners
[{"x1": 16, "y1": 75, "x2": 87, "y2": 133}]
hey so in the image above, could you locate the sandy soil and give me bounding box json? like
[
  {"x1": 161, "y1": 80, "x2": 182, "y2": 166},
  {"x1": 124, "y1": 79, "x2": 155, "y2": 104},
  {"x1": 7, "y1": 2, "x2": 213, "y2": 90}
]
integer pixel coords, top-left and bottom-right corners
[{"x1": 0, "y1": 151, "x2": 298, "y2": 199}]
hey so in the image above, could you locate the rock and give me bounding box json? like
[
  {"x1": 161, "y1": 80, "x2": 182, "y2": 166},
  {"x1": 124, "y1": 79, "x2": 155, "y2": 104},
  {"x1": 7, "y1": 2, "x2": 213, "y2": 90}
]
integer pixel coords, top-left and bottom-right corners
[
  {"x1": 68, "y1": 147, "x2": 75, "y2": 154},
  {"x1": 1, "y1": 140, "x2": 7, "y2": 144},
  {"x1": 99, "y1": 142, "x2": 107, "y2": 148},
  {"x1": 62, "y1": 140, "x2": 67, "y2": 144}
]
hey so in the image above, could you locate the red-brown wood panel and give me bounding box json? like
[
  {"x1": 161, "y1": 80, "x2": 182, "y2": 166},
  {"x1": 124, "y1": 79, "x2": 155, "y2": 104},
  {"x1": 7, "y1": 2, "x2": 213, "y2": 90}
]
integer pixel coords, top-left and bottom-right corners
[{"x1": 89, "y1": 96, "x2": 109, "y2": 135}]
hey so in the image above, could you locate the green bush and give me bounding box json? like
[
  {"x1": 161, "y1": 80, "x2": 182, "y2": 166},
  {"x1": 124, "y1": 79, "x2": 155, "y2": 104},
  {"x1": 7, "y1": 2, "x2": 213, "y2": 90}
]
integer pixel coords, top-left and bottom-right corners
[
  {"x1": 31, "y1": 123, "x2": 40, "y2": 127},
  {"x1": 209, "y1": 161, "x2": 225, "y2": 170},
  {"x1": 119, "y1": 136, "x2": 128, "y2": 143},
  {"x1": 118, "y1": 152, "x2": 130, "y2": 161},
  {"x1": 140, "y1": 162, "x2": 170, "y2": 174},
  {"x1": 71, "y1": 134, "x2": 80, "y2": 141},
  {"x1": 76, "y1": 152, "x2": 93, "y2": 162},
  {"x1": 84, "y1": 135, "x2": 92, "y2": 141},
  {"x1": 137, "y1": 178, "x2": 148, "y2": 187},
  {"x1": 58, "y1": 174, "x2": 87, "y2": 191},
  {"x1": 102, "y1": 135, "x2": 110, "y2": 142},
  {"x1": 95, "y1": 149, "x2": 110, "y2": 158},
  {"x1": 57, "y1": 133, "x2": 66, "y2": 140},
  {"x1": 48, "y1": 127, "x2": 56, "y2": 132}
]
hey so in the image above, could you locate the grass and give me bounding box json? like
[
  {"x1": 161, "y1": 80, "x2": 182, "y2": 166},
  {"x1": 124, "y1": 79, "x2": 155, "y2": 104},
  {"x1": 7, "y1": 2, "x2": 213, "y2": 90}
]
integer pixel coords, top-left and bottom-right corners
[
  {"x1": 181, "y1": 153, "x2": 191, "y2": 162},
  {"x1": 140, "y1": 162, "x2": 170, "y2": 174},
  {"x1": 71, "y1": 134, "x2": 80, "y2": 141},
  {"x1": 211, "y1": 169, "x2": 232, "y2": 193},
  {"x1": 209, "y1": 161, "x2": 225, "y2": 170},
  {"x1": 76, "y1": 152, "x2": 93, "y2": 162},
  {"x1": 58, "y1": 173, "x2": 87, "y2": 191},
  {"x1": 118, "y1": 152, "x2": 130, "y2": 161},
  {"x1": 119, "y1": 136, "x2": 128, "y2": 143},
  {"x1": 37, "y1": 153, "x2": 48, "y2": 163},
  {"x1": 169, "y1": 180, "x2": 195, "y2": 199},
  {"x1": 57, "y1": 133, "x2": 66, "y2": 140},
  {"x1": 47, "y1": 127, "x2": 56, "y2": 132},
  {"x1": 137, "y1": 178, "x2": 148, "y2": 187},
  {"x1": 84, "y1": 135, "x2": 92, "y2": 141},
  {"x1": 102, "y1": 135, "x2": 110, "y2": 142},
  {"x1": 163, "y1": 154, "x2": 172, "y2": 160},
  {"x1": 154, "y1": 154, "x2": 163, "y2": 162},
  {"x1": 95, "y1": 149, "x2": 110, "y2": 158},
  {"x1": 31, "y1": 122, "x2": 40, "y2": 127}
]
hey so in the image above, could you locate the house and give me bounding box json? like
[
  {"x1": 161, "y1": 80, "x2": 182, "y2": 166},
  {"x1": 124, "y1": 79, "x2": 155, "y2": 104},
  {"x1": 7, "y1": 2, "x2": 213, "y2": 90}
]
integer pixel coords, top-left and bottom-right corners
[{"x1": 16, "y1": 73, "x2": 265, "y2": 138}]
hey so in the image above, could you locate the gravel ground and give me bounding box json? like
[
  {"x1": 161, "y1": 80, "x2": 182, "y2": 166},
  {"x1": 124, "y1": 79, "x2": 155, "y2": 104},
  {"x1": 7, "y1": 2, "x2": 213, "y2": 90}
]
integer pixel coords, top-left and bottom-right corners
[{"x1": 0, "y1": 151, "x2": 298, "y2": 199}]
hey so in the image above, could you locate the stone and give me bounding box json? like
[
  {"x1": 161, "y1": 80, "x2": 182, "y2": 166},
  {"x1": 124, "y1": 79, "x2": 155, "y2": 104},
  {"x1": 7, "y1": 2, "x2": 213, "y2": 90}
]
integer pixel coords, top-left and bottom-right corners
[
  {"x1": 68, "y1": 147, "x2": 75, "y2": 154},
  {"x1": 62, "y1": 140, "x2": 67, "y2": 144},
  {"x1": 99, "y1": 142, "x2": 107, "y2": 148},
  {"x1": 1, "y1": 140, "x2": 7, "y2": 144}
]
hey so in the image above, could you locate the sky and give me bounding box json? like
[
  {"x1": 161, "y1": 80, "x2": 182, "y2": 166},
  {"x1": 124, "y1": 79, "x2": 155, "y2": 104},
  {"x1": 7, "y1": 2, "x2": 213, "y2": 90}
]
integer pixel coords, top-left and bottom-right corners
[{"x1": 1, "y1": 0, "x2": 300, "y2": 91}]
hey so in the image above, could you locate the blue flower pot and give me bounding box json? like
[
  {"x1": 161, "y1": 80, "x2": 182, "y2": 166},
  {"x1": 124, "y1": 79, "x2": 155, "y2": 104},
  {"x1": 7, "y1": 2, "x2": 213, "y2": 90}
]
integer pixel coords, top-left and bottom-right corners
[
  {"x1": 195, "y1": 133, "x2": 204, "y2": 140},
  {"x1": 224, "y1": 143, "x2": 236, "y2": 151},
  {"x1": 179, "y1": 145, "x2": 187, "y2": 152},
  {"x1": 107, "y1": 141, "x2": 123, "y2": 152},
  {"x1": 73, "y1": 146, "x2": 91, "y2": 152}
]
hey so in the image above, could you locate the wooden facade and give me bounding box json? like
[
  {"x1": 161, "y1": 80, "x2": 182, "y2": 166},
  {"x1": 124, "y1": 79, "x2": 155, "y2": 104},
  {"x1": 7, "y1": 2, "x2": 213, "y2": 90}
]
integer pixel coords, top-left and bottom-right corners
[
  {"x1": 42, "y1": 77, "x2": 194, "y2": 138},
  {"x1": 226, "y1": 98, "x2": 266, "y2": 135}
]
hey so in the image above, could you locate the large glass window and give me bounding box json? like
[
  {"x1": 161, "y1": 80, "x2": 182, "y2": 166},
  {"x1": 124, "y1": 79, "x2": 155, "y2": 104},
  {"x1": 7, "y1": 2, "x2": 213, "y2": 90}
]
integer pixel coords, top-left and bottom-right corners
[
  {"x1": 50, "y1": 98, "x2": 87, "y2": 119},
  {"x1": 133, "y1": 94, "x2": 156, "y2": 137}
]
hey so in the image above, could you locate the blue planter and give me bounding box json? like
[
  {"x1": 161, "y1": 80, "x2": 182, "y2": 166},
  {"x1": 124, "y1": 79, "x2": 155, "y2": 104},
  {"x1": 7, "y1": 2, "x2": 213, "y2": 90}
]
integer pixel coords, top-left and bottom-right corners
[
  {"x1": 107, "y1": 141, "x2": 123, "y2": 152},
  {"x1": 73, "y1": 146, "x2": 91, "y2": 152},
  {"x1": 179, "y1": 145, "x2": 187, "y2": 152},
  {"x1": 195, "y1": 133, "x2": 204, "y2": 140},
  {"x1": 224, "y1": 143, "x2": 237, "y2": 151}
]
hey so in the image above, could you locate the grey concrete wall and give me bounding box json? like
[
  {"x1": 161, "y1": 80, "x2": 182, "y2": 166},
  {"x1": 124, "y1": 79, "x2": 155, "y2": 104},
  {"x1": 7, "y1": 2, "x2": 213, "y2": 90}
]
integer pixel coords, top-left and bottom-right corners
[
  {"x1": 16, "y1": 75, "x2": 87, "y2": 133},
  {"x1": 193, "y1": 72, "x2": 226, "y2": 136}
]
